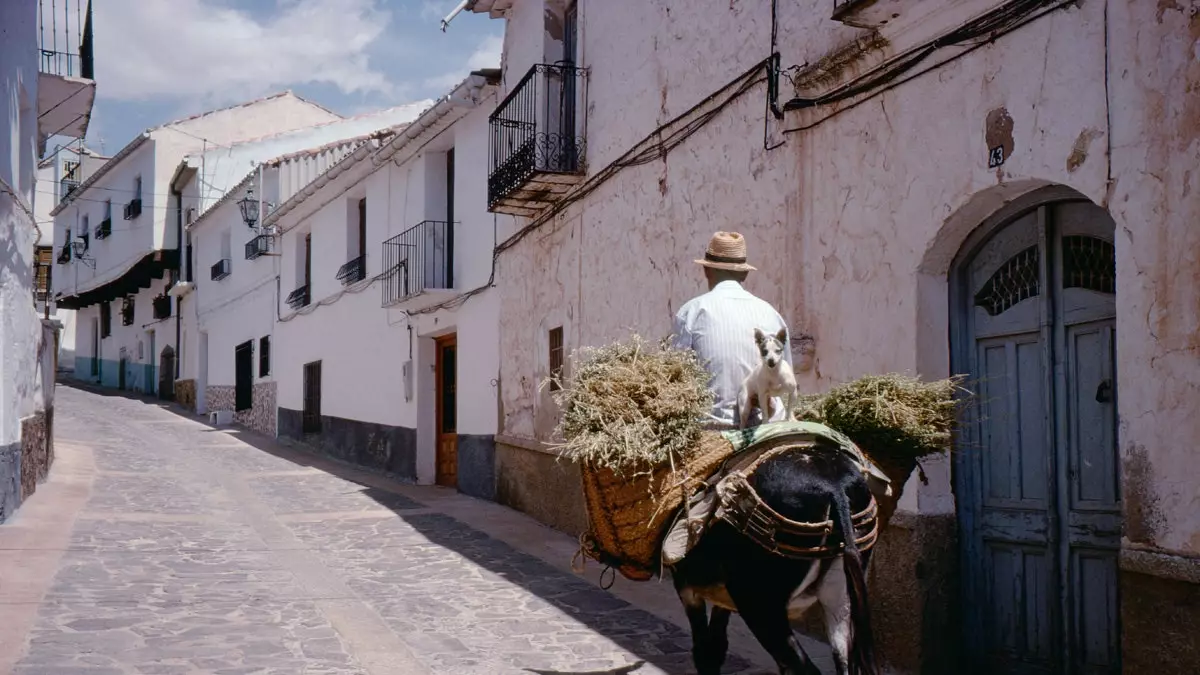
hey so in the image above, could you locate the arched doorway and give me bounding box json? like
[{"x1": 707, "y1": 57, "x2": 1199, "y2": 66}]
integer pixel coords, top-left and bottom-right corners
[{"x1": 951, "y1": 195, "x2": 1121, "y2": 674}]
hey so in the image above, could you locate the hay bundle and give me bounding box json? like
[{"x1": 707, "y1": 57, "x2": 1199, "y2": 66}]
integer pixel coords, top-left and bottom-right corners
[
  {"x1": 546, "y1": 333, "x2": 714, "y2": 477},
  {"x1": 792, "y1": 373, "x2": 970, "y2": 461}
]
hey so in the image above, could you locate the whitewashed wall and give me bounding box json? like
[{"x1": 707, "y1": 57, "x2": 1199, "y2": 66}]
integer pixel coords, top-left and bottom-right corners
[
  {"x1": 490, "y1": 0, "x2": 1200, "y2": 554},
  {"x1": 276, "y1": 98, "x2": 504, "y2": 484},
  {"x1": 0, "y1": 0, "x2": 45, "y2": 460}
]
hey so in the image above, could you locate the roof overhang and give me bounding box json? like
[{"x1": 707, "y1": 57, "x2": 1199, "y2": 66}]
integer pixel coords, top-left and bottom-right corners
[
  {"x1": 51, "y1": 132, "x2": 151, "y2": 216},
  {"x1": 56, "y1": 249, "x2": 180, "y2": 310}
]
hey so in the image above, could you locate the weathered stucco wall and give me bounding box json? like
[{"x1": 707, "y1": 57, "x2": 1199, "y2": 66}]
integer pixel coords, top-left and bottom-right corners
[{"x1": 496, "y1": 0, "x2": 1200, "y2": 551}]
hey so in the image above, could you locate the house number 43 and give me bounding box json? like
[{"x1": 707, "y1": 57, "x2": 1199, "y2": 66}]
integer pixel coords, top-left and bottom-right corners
[{"x1": 988, "y1": 145, "x2": 1006, "y2": 168}]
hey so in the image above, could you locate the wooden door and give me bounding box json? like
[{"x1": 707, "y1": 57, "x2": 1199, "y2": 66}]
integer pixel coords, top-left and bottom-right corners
[
  {"x1": 234, "y1": 341, "x2": 253, "y2": 411},
  {"x1": 435, "y1": 334, "x2": 458, "y2": 487},
  {"x1": 954, "y1": 199, "x2": 1120, "y2": 675}
]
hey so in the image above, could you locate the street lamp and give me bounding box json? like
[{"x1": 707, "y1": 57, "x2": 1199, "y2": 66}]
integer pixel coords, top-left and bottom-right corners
[{"x1": 238, "y1": 185, "x2": 258, "y2": 229}]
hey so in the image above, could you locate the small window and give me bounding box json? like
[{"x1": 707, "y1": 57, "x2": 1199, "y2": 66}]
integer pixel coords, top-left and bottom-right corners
[
  {"x1": 104, "y1": 199, "x2": 112, "y2": 220},
  {"x1": 259, "y1": 336, "x2": 270, "y2": 377},
  {"x1": 549, "y1": 326, "x2": 564, "y2": 391},
  {"x1": 134, "y1": 175, "x2": 142, "y2": 201}
]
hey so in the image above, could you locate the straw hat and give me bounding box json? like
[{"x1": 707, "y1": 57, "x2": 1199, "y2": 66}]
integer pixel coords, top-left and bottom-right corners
[{"x1": 694, "y1": 231, "x2": 757, "y2": 272}]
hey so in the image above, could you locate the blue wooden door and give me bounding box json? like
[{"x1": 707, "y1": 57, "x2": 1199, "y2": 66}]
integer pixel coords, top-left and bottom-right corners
[{"x1": 954, "y1": 199, "x2": 1120, "y2": 674}]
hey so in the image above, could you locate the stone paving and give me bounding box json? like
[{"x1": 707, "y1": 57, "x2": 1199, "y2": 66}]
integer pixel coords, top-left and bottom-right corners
[{"x1": 0, "y1": 385, "x2": 793, "y2": 674}]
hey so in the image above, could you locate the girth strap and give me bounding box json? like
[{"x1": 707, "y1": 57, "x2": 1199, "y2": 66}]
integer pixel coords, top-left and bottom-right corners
[{"x1": 712, "y1": 455, "x2": 881, "y2": 560}]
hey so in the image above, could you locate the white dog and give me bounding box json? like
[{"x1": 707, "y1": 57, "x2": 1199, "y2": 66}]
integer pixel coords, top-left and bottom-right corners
[{"x1": 737, "y1": 327, "x2": 797, "y2": 429}]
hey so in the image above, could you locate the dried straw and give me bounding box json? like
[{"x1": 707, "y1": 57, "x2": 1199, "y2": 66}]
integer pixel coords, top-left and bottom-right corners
[
  {"x1": 543, "y1": 333, "x2": 714, "y2": 477},
  {"x1": 793, "y1": 373, "x2": 971, "y2": 460}
]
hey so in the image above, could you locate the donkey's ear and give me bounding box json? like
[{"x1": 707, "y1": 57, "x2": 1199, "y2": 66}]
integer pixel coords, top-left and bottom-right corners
[
  {"x1": 754, "y1": 327, "x2": 766, "y2": 345},
  {"x1": 775, "y1": 328, "x2": 788, "y2": 344}
]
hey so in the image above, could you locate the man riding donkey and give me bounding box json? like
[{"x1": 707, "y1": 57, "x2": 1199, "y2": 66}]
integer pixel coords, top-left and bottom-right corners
[{"x1": 664, "y1": 231, "x2": 890, "y2": 675}]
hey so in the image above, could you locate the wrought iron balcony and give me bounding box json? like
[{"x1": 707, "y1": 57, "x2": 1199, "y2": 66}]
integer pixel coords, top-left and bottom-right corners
[
  {"x1": 38, "y1": 0, "x2": 94, "y2": 79},
  {"x1": 488, "y1": 63, "x2": 586, "y2": 217},
  {"x1": 210, "y1": 258, "x2": 231, "y2": 281},
  {"x1": 123, "y1": 198, "x2": 142, "y2": 220},
  {"x1": 120, "y1": 297, "x2": 134, "y2": 326},
  {"x1": 152, "y1": 294, "x2": 171, "y2": 320},
  {"x1": 94, "y1": 217, "x2": 111, "y2": 239},
  {"x1": 286, "y1": 285, "x2": 310, "y2": 310},
  {"x1": 381, "y1": 220, "x2": 453, "y2": 307},
  {"x1": 336, "y1": 255, "x2": 366, "y2": 286},
  {"x1": 245, "y1": 234, "x2": 272, "y2": 260}
]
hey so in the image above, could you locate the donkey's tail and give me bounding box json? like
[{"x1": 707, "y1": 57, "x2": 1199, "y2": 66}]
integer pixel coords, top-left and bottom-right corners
[{"x1": 831, "y1": 489, "x2": 881, "y2": 675}]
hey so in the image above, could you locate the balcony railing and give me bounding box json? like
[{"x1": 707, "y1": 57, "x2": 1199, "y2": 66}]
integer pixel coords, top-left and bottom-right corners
[
  {"x1": 336, "y1": 255, "x2": 366, "y2": 286},
  {"x1": 59, "y1": 179, "x2": 79, "y2": 204},
  {"x1": 245, "y1": 234, "x2": 272, "y2": 260},
  {"x1": 123, "y1": 198, "x2": 142, "y2": 220},
  {"x1": 488, "y1": 63, "x2": 586, "y2": 212},
  {"x1": 38, "y1": 0, "x2": 94, "y2": 80},
  {"x1": 381, "y1": 220, "x2": 453, "y2": 307},
  {"x1": 286, "y1": 285, "x2": 310, "y2": 310},
  {"x1": 152, "y1": 294, "x2": 171, "y2": 320},
  {"x1": 94, "y1": 217, "x2": 111, "y2": 239},
  {"x1": 210, "y1": 258, "x2": 231, "y2": 281}
]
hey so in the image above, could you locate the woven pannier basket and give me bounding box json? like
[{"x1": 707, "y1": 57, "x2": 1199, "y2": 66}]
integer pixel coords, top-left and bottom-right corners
[{"x1": 579, "y1": 431, "x2": 736, "y2": 581}]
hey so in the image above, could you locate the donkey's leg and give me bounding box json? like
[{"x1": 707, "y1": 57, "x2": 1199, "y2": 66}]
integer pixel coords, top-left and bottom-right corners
[
  {"x1": 708, "y1": 606, "x2": 732, "y2": 669},
  {"x1": 725, "y1": 580, "x2": 821, "y2": 675},
  {"x1": 676, "y1": 587, "x2": 721, "y2": 675}
]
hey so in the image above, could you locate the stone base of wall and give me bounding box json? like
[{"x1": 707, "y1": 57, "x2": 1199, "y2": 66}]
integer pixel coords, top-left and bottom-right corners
[
  {"x1": 175, "y1": 379, "x2": 196, "y2": 412},
  {"x1": 19, "y1": 409, "x2": 53, "y2": 502},
  {"x1": 494, "y1": 438, "x2": 588, "y2": 536},
  {"x1": 206, "y1": 382, "x2": 276, "y2": 437},
  {"x1": 278, "y1": 408, "x2": 417, "y2": 480},
  {"x1": 457, "y1": 434, "x2": 496, "y2": 501},
  {"x1": 1121, "y1": 548, "x2": 1200, "y2": 674},
  {"x1": 0, "y1": 443, "x2": 18, "y2": 524},
  {"x1": 867, "y1": 512, "x2": 961, "y2": 674}
]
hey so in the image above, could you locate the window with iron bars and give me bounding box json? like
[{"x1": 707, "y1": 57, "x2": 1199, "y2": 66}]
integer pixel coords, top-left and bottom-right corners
[
  {"x1": 549, "y1": 326, "x2": 564, "y2": 391},
  {"x1": 120, "y1": 297, "x2": 135, "y2": 326}
]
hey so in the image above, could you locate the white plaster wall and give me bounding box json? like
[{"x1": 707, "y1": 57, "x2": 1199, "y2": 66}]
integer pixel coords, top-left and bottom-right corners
[
  {"x1": 52, "y1": 140, "x2": 157, "y2": 297},
  {"x1": 192, "y1": 194, "x2": 276, "y2": 388},
  {"x1": 274, "y1": 98, "x2": 503, "y2": 479},
  {"x1": 492, "y1": 0, "x2": 1200, "y2": 550},
  {"x1": 0, "y1": 0, "x2": 47, "y2": 449}
]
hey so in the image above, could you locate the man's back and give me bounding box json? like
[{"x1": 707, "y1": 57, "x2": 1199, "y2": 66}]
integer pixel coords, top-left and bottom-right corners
[{"x1": 673, "y1": 280, "x2": 792, "y2": 427}]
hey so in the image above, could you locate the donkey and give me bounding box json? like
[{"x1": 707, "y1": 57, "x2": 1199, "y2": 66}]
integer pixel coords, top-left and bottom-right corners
[{"x1": 668, "y1": 441, "x2": 881, "y2": 675}]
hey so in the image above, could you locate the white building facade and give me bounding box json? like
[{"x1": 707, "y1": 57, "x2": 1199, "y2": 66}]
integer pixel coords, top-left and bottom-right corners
[
  {"x1": 460, "y1": 0, "x2": 1200, "y2": 673},
  {"x1": 0, "y1": 0, "x2": 96, "y2": 521},
  {"x1": 269, "y1": 71, "x2": 508, "y2": 498},
  {"x1": 53, "y1": 92, "x2": 343, "y2": 396},
  {"x1": 33, "y1": 144, "x2": 108, "y2": 373},
  {"x1": 171, "y1": 104, "x2": 429, "y2": 434}
]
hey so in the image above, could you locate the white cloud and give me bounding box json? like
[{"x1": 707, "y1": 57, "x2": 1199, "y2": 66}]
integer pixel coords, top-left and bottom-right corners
[
  {"x1": 94, "y1": 0, "x2": 396, "y2": 103},
  {"x1": 422, "y1": 34, "x2": 503, "y2": 91}
]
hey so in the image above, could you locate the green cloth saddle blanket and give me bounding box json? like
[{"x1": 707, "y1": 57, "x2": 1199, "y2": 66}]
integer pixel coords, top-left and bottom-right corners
[{"x1": 661, "y1": 420, "x2": 892, "y2": 567}]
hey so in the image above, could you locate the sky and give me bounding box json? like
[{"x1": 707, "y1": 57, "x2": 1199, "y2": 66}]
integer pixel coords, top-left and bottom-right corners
[{"x1": 63, "y1": 0, "x2": 502, "y2": 157}]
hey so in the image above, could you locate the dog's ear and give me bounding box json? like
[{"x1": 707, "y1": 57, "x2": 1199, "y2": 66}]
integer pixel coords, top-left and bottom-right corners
[
  {"x1": 775, "y1": 328, "x2": 787, "y2": 345},
  {"x1": 754, "y1": 328, "x2": 766, "y2": 346}
]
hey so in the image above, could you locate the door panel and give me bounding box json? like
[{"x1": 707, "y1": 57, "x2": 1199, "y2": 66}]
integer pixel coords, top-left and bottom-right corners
[
  {"x1": 957, "y1": 200, "x2": 1121, "y2": 674},
  {"x1": 235, "y1": 341, "x2": 253, "y2": 411},
  {"x1": 435, "y1": 335, "x2": 457, "y2": 488}
]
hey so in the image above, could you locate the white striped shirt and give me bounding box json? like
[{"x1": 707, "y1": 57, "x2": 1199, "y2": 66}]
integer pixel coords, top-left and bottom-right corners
[{"x1": 672, "y1": 280, "x2": 793, "y2": 427}]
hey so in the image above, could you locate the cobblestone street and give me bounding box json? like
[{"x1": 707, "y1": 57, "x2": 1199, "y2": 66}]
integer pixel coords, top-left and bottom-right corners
[{"x1": 0, "y1": 384, "x2": 829, "y2": 674}]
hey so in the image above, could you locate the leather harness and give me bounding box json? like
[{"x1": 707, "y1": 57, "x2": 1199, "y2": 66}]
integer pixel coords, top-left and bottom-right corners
[{"x1": 709, "y1": 441, "x2": 881, "y2": 560}]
